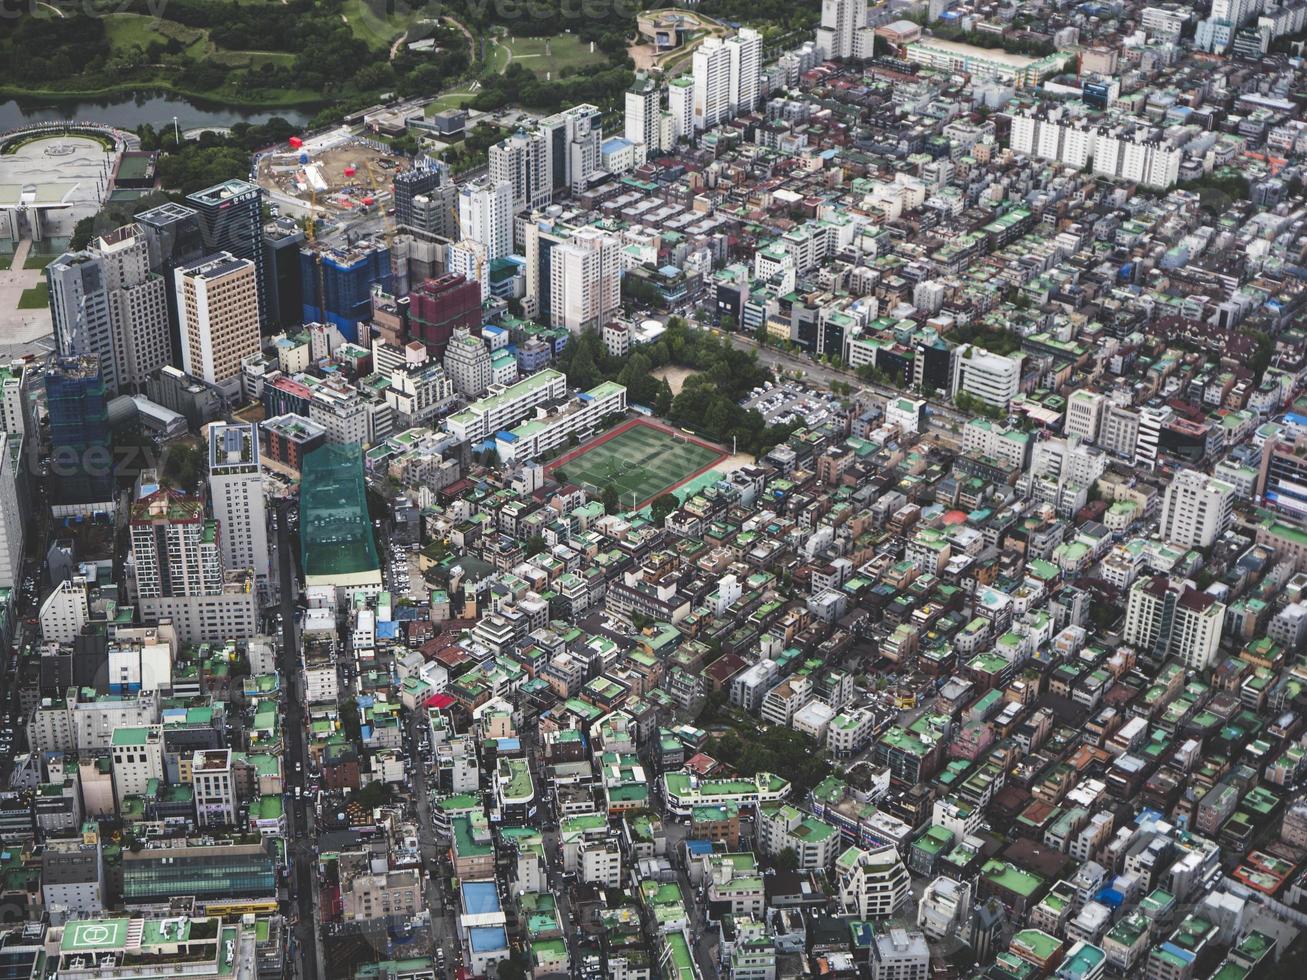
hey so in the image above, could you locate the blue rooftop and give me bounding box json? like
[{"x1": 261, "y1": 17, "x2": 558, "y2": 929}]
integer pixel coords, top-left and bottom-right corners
[
  {"x1": 462, "y1": 881, "x2": 501, "y2": 916},
  {"x1": 469, "y1": 926, "x2": 508, "y2": 953}
]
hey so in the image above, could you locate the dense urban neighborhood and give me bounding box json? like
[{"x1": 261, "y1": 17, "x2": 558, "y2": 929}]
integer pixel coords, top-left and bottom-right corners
[{"x1": 0, "y1": 0, "x2": 1306, "y2": 978}]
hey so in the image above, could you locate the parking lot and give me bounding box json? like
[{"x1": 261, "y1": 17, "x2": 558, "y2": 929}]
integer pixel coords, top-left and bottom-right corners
[
  {"x1": 743, "y1": 381, "x2": 847, "y2": 427},
  {"x1": 376, "y1": 521, "x2": 423, "y2": 599}
]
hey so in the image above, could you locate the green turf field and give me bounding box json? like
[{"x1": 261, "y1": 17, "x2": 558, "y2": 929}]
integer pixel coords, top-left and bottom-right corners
[{"x1": 555, "y1": 422, "x2": 724, "y2": 509}]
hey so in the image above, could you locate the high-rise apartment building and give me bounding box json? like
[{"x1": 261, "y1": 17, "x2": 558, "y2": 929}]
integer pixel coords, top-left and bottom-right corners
[
  {"x1": 1123, "y1": 575, "x2": 1226, "y2": 670},
  {"x1": 458, "y1": 178, "x2": 514, "y2": 262},
  {"x1": 1258, "y1": 432, "x2": 1307, "y2": 518},
  {"x1": 185, "y1": 179, "x2": 269, "y2": 331},
  {"x1": 489, "y1": 129, "x2": 551, "y2": 213},
  {"x1": 135, "y1": 201, "x2": 206, "y2": 361},
  {"x1": 625, "y1": 73, "x2": 660, "y2": 150},
  {"x1": 668, "y1": 76, "x2": 694, "y2": 143},
  {"x1": 726, "y1": 28, "x2": 763, "y2": 116},
  {"x1": 1160, "y1": 469, "x2": 1235, "y2": 549},
  {"x1": 548, "y1": 226, "x2": 621, "y2": 333},
  {"x1": 176, "y1": 253, "x2": 262, "y2": 401},
  {"x1": 48, "y1": 226, "x2": 171, "y2": 394},
  {"x1": 207, "y1": 422, "x2": 271, "y2": 594},
  {"x1": 817, "y1": 0, "x2": 868, "y2": 59},
  {"x1": 443, "y1": 328, "x2": 493, "y2": 397},
  {"x1": 693, "y1": 37, "x2": 732, "y2": 131}
]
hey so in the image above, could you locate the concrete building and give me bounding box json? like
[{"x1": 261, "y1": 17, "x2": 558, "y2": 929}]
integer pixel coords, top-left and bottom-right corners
[
  {"x1": 625, "y1": 73, "x2": 661, "y2": 151},
  {"x1": 549, "y1": 226, "x2": 621, "y2": 333},
  {"x1": 952, "y1": 345, "x2": 1022, "y2": 409},
  {"x1": 1123, "y1": 575, "x2": 1226, "y2": 670},
  {"x1": 668, "y1": 76, "x2": 694, "y2": 143},
  {"x1": 192, "y1": 748, "x2": 237, "y2": 826},
  {"x1": 443, "y1": 329, "x2": 493, "y2": 397},
  {"x1": 185, "y1": 178, "x2": 268, "y2": 330},
  {"x1": 836, "y1": 845, "x2": 911, "y2": 918},
  {"x1": 870, "y1": 927, "x2": 930, "y2": 980},
  {"x1": 818, "y1": 0, "x2": 868, "y2": 60},
  {"x1": 693, "y1": 37, "x2": 733, "y2": 131},
  {"x1": 458, "y1": 178, "x2": 514, "y2": 262},
  {"x1": 110, "y1": 724, "x2": 163, "y2": 807},
  {"x1": 1159, "y1": 470, "x2": 1234, "y2": 549},
  {"x1": 207, "y1": 422, "x2": 272, "y2": 595},
  {"x1": 176, "y1": 253, "x2": 262, "y2": 401}
]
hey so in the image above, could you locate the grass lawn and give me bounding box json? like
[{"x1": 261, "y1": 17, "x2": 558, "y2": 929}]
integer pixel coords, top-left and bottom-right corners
[
  {"x1": 425, "y1": 84, "x2": 478, "y2": 114},
  {"x1": 500, "y1": 33, "x2": 607, "y2": 77},
  {"x1": 17, "y1": 284, "x2": 48, "y2": 309},
  {"x1": 341, "y1": 0, "x2": 432, "y2": 49},
  {"x1": 23, "y1": 252, "x2": 56, "y2": 271},
  {"x1": 548, "y1": 420, "x2": 726, "y2": 510}
]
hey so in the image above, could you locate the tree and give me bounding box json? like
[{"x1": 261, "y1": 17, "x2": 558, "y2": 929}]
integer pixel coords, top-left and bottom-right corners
[
  {"x1": 775, "y1": 847, "x2": 799, "y2": 873},
  {"x1": 721, "y1": 313, "x2": 738, "y2": 332},
  {"x1": 601, "y1": 484, "x2": 621, "y2": 514},
  {"x1": 526, "y1": 534, "x2": 547, "y2": 557},
  {"x1": 650, "y1": 493, "x2": 679, "y2": 526},
  {"x1": 655, "y1": 378, "x2": 674, "y2": 417}
]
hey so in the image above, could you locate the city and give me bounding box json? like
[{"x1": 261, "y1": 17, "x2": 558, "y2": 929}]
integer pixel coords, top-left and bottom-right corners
[{"x1": 0, "y1": 0, "x2": 1304, "y2": 978}]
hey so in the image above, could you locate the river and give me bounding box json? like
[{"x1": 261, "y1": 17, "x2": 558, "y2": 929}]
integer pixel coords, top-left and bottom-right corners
[{"x1": 0, "y1": 93, "x2": 313, "y2": 133}]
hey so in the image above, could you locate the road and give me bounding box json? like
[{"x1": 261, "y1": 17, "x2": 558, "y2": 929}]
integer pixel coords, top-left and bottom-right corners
[{"x1": 275, "y1": 497, "x2": 322, "y2": 980}]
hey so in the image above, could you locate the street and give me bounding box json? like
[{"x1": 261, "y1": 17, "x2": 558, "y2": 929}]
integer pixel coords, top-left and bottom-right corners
[{"x1": 275, "y1": 497, "x2": 323, "y2": 980}]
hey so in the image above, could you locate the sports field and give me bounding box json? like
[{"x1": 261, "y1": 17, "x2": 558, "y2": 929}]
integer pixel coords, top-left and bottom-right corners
[{"x1": 550, "y1": 419, "x2": 727, "y2": 510}]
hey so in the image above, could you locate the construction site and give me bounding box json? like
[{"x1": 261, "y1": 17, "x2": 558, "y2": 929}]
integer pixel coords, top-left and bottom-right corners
[{"x1": 255, "y1": 127, "x2": 412, "y2": 221}]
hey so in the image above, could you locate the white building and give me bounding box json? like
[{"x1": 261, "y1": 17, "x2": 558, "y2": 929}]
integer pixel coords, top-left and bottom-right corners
[
  {"x1": 1065, "y1": 389, "x2": 1105, "y2": 444},
  {"x1": 110, "y1": 724, "x2": 163, "y2": 807},
  {"x1": 443, "y1": 329, "x2": 493, "y2": 397},
  {"x1": 625, "y1": 72, "x2": 660, "y2": 150},
  {"x1": 668, "y1": 76, "x2": 694, "y2": 143},
  {"x1": 444, "y1": 368, "x2": 569, "y2": 444},
  {"x1": 0, "y1": 431, "x2": 24, "y2": 589},
  {"x1": 549, "y1": 226, "x2": 621, "y2": 333},
  {"x1": 207, "y1": 422, "x2": 272, "y2": 594},
  {"x1": 1123, "y1": 576, "x2": 1226, "y2": 670},
  {"x1": 727, "y1": 28, "x2": 763, "y2": 116},
  {"x1": 95, "y1": 224, "x2": 172, "y2": 390},
  {"x1": 458, "y1": 178, "x2": 514, "y2": 262},
  {"x1": 192, "y1": 748, "x2": 237, "y2": 826},
  {"x1": 836, "y1": 845, "x2": 910, "y2": 918},
  {"x1": 1160, "y1": 470, "x2": 1235, "y2": 549},
  {"x1": 952, "y1": 345, "x2": 1022, "y2": 409},
  {"x1": 818, "y1": 0, "x2": 868, "y2": 59},
  {"x1": 40, "y1": 575, "x2": 91, "y2": 643},
  {"x1": 693, "y1": 37, "x2": 732, "y2": 131},
  {"x1": 1093, "y1": 132, "x2": 1182, "y2": 189},
  {"x1": 489, "y1": 129, "x2": 551, "y2": 212},
  {"x1": 493, "y1": 381, "x2": 627, "y2": 463}
]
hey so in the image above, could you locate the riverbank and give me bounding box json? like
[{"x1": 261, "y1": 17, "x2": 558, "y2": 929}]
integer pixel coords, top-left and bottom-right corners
[{"x1": 0, "y1": 81, "x2": 326, "y2": 112}]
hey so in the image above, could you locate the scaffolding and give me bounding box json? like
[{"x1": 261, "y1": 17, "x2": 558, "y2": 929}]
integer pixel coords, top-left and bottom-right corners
[{"x1": 298, "y1": 443, "x2": 380, "y2": 583}]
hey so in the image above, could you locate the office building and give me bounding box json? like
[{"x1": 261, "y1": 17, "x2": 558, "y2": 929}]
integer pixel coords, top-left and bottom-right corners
[
  {"x1": 0, "y1": 431, "x2": 24, "y2": 590},
  {"x1": 128, "y1": 487, "x2": 257, "y2": 642},
  {"x1": 110, "y1": 725, "x2": 163, "y2": 807},
  {"x1": 48, "y1": 226, "x2": 171, "y2": 395},
  {"x1": 543, "y1": 103, "x2": 604, "y2": 195},
  {"x1": 394, "y1": 156, "x2": 450, "y2": 229},
  {"x1": 1258, "y1": 432, "x2": 1307, "y2": 518},
  {"x1": 299, "y1": 239, "x2": 392, "y2": 343},
  {"x1": 870, "y1": 928, "x2": 930, "y2": 980},
  {"x1": 176, "y1": 253, "x2": 262, "y2": 401},
  {"x1": 94, "y1": 224, "x2": 171, "y2": 391},
  {"x1": 193, "y1": 749, "x2": 237, "y2": 826},
  {"x1": 1123, "y1": 575, "x2": 1226, "y2": 670},
  {"x1": 952, "y1": 345, "x2": 1023, "y2": 410},
  {"x1": 1065, "y1": 389, "x2": 1105, "y2": 443},
  {"x1": 262, "y1": 218, "x2": 305, "y2": 331},
  {"x1": 1160, "y1": 470, "x2": 1234, "y2": 548},
  {"x1": 46, "y1": 355, "x2": 115, "y2": 512},
  {"x1": 135, "y1": 201, "x2": 206, "y2": 361},
  {"x1": 185, "y1": 179, "x2": 269, "y2": 331},
  {"x1": 458, "y1": 178, "x2": 514, "y2": 262},
  {"x1": 625, "y1": 73, "x2": 660, "y2": 150},
  {"x1": 207, "y1": 422, "x2": 272, "y2": 593},
  {"x1": 47, "y1": 252, "x2": 118, "y2": 393}
]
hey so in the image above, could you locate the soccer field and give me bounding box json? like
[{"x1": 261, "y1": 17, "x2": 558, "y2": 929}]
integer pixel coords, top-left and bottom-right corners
[{"x1": 551, "y1": 420, "x2": 726, "y2": 510}]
